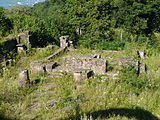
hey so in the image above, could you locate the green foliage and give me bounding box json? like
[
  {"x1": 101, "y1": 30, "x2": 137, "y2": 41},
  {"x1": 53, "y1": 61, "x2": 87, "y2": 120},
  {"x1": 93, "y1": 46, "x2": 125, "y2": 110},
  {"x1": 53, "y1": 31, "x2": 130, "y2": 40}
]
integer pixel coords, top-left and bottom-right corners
[
  {"x1": 63, "y1": 0, "x2": 111, "y2": 34},
  {"x1": 79, "y1": 35, "x2": 125, "y2": 50},
  {"x1": 1, "y1": 0, "x2": 160, "y2": 49},
  {"x1": 62, "y1": 0, "x2": 113, "y2": 48},
  {"x1": 119, "y1": 65, "x2": 147, "y2": 90},
  {"x1": 111, "y1": 0, "x2": 160, "y2": 35},
  {"x1": 0, "y1": 7, "x2": 12, "y2": 37},
  {"x1": 5, "y1": 5, "x2": 32, "y2": 15}
]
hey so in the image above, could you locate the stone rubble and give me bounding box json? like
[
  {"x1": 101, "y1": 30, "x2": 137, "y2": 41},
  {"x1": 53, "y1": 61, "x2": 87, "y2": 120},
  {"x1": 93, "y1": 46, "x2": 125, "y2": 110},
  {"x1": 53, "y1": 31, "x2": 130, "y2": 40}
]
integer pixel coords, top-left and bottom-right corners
[{"x1": 17, "y1": 34, "x2": 148, "y2": 86}]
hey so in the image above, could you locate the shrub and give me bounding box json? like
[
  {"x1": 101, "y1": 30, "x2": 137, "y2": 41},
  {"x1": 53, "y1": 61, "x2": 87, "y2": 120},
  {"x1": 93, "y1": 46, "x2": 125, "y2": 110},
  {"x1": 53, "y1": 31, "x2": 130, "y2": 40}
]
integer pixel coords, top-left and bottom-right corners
[{"x1": 119, "y1": 64, "x2": 148, "y2": 90}]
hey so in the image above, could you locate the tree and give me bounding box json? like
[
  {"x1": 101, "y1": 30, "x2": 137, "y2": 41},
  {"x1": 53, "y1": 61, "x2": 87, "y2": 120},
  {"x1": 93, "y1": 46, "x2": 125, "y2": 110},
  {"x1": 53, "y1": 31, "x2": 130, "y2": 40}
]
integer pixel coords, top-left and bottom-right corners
[
  {"x1": 111, "y1": 0, "x2": 160, "y2": 35},
  {"x1": 0, "y1": 7, "x2": 12, "y2": 37}
]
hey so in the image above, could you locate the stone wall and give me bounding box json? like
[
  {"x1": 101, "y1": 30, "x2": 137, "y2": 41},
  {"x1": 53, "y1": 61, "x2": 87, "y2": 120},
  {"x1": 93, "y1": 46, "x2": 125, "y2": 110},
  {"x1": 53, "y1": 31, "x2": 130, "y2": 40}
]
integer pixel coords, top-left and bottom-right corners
[
  {"x1": 30, "y1": 61, "x2": 57, "y2": 74},
  {"x1": 16, "y1": 30, "x2": 34, "y2": 48},
  {"x1": 63, "y1": 55, "x2": 107, "y2": 74},
  {"x1": 0, "y1": 30, "x2": 34, "y2": 55}
]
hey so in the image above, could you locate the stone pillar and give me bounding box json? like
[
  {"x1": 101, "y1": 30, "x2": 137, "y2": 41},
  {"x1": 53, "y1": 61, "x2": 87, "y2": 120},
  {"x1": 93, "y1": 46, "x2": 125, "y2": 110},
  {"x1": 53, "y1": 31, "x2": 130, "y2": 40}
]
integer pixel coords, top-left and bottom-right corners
[
  {"x1": 73, "y1": 69, "x2": 93, "y2": 89},
  {"x1": 73, "y1": 69, "x2": 93, "y2": 82},
  {"x1": 139, "y1": 63, "x2": 147, "y2": 74},
  {"x1": 68, "y1": 40, "x2": 74, "y2": 50},
  {"x1": 16, "y1": 35, "x2": 21, "y2": 43},
  {"x1": 60, "y1": 35, "x2": 69, "y2": 48},
  {"x1": 76, "y1": 28, "x2": 82, "y2": 35},
  {"x1": 18, "y1": 69, "x2": 30, "y2": 88},
  {"x1": 17, "y1": 30, "x2": 33, "y2": 48},
  {"x1": 137, "y1": 50, "x2": 146, "y2": 59},
  {"x1": 16, "y1": 44, "x2": 27, "y2": 54}
]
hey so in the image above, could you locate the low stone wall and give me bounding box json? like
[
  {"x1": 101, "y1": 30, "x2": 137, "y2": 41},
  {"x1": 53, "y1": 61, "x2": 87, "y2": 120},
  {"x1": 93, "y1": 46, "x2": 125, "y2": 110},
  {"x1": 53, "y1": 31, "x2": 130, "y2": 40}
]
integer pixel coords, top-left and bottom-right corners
[
  {"x1": 62, "y1": 55, "x2": 107, "y2": 74},
  {"x1": 43, "y1": 47, "x2": 67, "y2": 61},
  {"x1": 30, "y1": 61, "x2": 57, "y2": 74}
]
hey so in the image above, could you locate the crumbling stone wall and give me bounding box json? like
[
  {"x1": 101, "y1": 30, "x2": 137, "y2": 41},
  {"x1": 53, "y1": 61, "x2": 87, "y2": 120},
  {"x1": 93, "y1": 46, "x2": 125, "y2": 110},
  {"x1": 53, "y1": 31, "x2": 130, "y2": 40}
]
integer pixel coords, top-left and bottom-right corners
[
  {"x1": 0, "y1": 30, "x2": 34, "y2": 55},
  {"x1": 30, "y1": 61, "x2": 57, "y2": 74},
  {"x1": 63, "y1": 55, "x2": 107, "y2": 74},
  {"x1": 17, "y1": 30, "x2": 34, "y2": 48}
]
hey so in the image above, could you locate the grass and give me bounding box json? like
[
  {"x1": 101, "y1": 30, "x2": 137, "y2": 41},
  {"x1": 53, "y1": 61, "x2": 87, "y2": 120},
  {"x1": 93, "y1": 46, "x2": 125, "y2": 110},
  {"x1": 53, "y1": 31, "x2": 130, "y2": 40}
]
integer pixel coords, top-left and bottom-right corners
[{"x1": 0, "y1": 44, "x2": 159, "y2": 120}]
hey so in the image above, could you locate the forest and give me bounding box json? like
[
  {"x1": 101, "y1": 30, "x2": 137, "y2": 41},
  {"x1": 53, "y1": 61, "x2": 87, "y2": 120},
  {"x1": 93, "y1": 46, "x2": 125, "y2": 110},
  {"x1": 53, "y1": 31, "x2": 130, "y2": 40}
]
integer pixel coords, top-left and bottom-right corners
[{"x1": 1, "y1": 0, "x2": 160, "y2": 49}]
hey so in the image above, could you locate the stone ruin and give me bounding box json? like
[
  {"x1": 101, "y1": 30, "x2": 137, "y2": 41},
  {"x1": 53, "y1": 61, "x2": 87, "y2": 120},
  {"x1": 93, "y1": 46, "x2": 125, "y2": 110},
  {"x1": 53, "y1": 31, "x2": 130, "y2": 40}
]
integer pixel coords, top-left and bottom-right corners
[
  {"x1": 137, "y1": 50, "x2": 146, "y2": 59},
  {"x1": 62, "y1": 55, "x2": 107, "y2": 75},
  {"x1": 30, "y1": 54, "x2": 107, "y2": 85},
  {"x1": 18, "y1": 69, "x2": 30, "y2": 88},
  {"x1": 117, "y1": 57, "x2": 139, "y2": 71},
  {"x1": 73, "y1": 69, "x2": 93, "y2": 82},
  {"x1": 60, "y1": 35, "x2": 70, "y2": 48},
  {"x1": 27, "y1": 35, "x2": 148, "y2": 88},
  {"x1": 139, "y1": 63, "x2": 147, "y2": 74},
  {"x1": 0, "y1": 30, "x2": 34, "y2": 56},
  {"x1": 16, "y1": 44, "x2": 27, "y2": 54},
  {"x1": 16, "y1": 30, "x2": 34, "y2": 48},
  {"x1": 29, "y1": 34, "x2": 107, "y2": 83},
  {"x1": 73, "y1": 69, "x2": 93, "y2": 88},
  {"x1": 30, "y1": 35, "x2": 71, "y2": 74},
  {"x1": 112, "y1": 57, "x2": 147, "y2": 75},
  {"x1": 30, "y1": 61, "x2": 57, "y2": 74},
  {"x1": 4, "y1": 33, "x2": 147, "y2": 87}
]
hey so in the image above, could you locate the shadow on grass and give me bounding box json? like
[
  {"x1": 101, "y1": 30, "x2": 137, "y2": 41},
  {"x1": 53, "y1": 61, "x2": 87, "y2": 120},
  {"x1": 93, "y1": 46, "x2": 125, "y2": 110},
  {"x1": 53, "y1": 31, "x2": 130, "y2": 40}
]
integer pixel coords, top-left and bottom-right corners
[
  {"x1": 0, "y1": 115, "x2": 16, "y2": 120},
  {"x1": 31, "y1": 79, "x2": 41, "y2": 85},
  {"x1": 63, "y1": 107, "x2": 159, "y2": 120}
]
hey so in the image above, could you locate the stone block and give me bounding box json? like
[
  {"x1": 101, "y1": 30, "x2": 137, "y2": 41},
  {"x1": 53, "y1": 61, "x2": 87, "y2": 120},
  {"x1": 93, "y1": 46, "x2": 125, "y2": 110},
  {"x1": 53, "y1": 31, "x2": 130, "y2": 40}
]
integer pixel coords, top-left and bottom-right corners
[
  {"x1": 137, "y1": 50, "x2": 146, "y2": 59},
  {"x1": 16, "y1": 44, "x2": 27, "y2": 54},
  {"x1": 92, "y1": 54, "x2": 101, "y2": 58},
  {"x1": 18, "y1": 69, "x2": 30, "y2": 88},
  {"x1": 30, "y1": 61, "x2": 46, "y2": 74},
  {"x1": 17, "y1": 30, "x2": 34, "y2": 48},
  {"x1": 63, "y1": 55, "x2": 107, "y2": 74},
  {"x1": 139, "y1": 63, "x2": 147, "y2": 74},
  {"x1": 76, "y1": 28, "x2": 82, "y2": 35},
  {"x1": 73, "y1": 69, "x2": 93, "y2": 82},
  {"x1": 45, "y1": 62, "x2": 57, "y2": 73},
  {"x1": 60, "y1": 35, "x2": 69, "y2": 48}
]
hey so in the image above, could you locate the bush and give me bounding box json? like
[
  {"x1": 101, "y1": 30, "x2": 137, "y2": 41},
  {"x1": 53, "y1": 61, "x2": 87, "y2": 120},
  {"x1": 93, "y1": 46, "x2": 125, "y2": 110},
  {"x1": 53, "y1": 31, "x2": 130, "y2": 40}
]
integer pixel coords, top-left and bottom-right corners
[
  {"x1": 119, "y1": 64, "x2": 148, "y2": 89},
  {"x1": 0, "y1": 7, "x2": 12, "y2": 37}
]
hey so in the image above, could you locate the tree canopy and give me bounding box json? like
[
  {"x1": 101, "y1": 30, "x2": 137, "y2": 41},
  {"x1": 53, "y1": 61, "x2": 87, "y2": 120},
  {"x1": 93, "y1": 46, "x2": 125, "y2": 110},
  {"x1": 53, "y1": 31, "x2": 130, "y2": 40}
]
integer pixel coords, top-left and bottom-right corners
[
  {"x1": 1, "y1": 0, "x2": 160, "y2": 49},
  {"x1": 0, "y1": 7, "x2": 12, "y2": 37}
]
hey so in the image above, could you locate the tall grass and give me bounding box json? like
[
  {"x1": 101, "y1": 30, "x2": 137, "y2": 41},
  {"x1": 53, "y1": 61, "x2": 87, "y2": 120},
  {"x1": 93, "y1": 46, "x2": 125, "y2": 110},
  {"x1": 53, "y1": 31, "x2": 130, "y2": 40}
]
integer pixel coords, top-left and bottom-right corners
[{"x1": 0, "y1": 45, "x2": 159, "y2": 120}]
